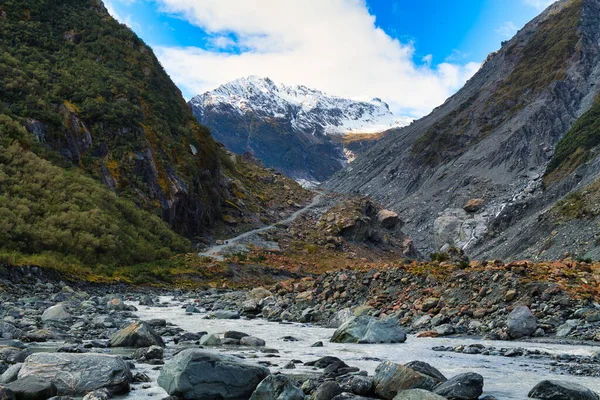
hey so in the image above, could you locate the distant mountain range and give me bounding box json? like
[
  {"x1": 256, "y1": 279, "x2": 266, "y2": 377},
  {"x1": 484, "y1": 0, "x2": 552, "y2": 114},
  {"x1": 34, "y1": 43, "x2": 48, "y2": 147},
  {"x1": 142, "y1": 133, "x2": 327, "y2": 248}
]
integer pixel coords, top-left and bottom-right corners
[
  {"x1": 189, "y1": 76, "x2": 412, "y2": 185},
  {"x1": 327, "y1": 0, "x2": 600, "y2": 261}
]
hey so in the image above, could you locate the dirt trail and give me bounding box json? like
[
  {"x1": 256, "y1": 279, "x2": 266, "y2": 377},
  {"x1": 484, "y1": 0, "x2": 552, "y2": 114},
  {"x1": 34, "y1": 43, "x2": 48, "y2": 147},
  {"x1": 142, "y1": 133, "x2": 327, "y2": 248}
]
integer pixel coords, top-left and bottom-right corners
[{"x1": 199, "y1": 192, "x2": 324, "y2": 260}]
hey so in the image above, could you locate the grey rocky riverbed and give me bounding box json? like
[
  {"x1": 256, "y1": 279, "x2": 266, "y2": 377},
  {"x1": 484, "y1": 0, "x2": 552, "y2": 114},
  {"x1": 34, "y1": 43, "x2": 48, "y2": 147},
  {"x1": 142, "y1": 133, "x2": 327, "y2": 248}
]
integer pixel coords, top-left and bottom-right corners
[{"x1": 1, "y1": 266, "x2": 599, "y2": 400}]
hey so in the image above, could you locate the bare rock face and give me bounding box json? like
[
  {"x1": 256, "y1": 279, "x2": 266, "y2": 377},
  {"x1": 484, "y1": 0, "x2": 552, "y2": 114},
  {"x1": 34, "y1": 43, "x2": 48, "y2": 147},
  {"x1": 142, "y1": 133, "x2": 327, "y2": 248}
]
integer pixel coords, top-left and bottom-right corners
[
  {"x1": 326, "y1": 0, "x2": 600, "y2": 260},
  {"x1": 318, "y1": 197, "x2": 417, "y2": 257}
]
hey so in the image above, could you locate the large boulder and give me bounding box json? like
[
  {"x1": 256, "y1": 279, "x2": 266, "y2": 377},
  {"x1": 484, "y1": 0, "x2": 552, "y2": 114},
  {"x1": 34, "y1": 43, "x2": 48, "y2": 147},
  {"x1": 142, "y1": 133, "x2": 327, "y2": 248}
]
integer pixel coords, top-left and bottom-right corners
[
  {"x1": 41, "y1": 304, "x2": 72, "y2": 323},
  {"x1": 250, "y1": 375, "x2": 304, "y2": 400},
  {"x1": 393, "y1": 389, "x2": 447, "y2": 400},
  {"x1": 5, "y1": 376, "x2": 57, "y2": 400},
  {"x1": 433, "y1": 373, "x2": 483, "y2": 400},
  {"x1": 507, "y1": 306, "x2": 537, "y2": 339},
  {"x1": 331, "y1": 316, "x2": 406, "y2": 344},
  {"x1": 18, "y1": 353, "x2": 132, "y2": 395},
  {"x1": 157, "y1": 349, "x2": 269, "y2": 400},
  {"x1": 373, "y1": 362, "x2": 439, "y2": 400},
  {"x1": 109, "y1": 321, "x2": 164, "y2": 348},
  {"x1": 528, "y1": 380, "x2": 599, "y2": 400}
]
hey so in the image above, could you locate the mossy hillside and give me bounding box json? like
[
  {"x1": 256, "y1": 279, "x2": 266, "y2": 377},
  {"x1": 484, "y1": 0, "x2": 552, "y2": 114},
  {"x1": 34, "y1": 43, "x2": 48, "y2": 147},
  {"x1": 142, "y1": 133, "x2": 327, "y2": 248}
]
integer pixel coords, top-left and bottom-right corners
[
  {"x1": 0, "y1": 140, "x2": 191, "y2": 273},
  {"x1": 550, "y1": 175, "x2": 600, "y2": 222},
  {"x1": 411, "y1": 0, "x2": 583, "y2": 167},
  {"x1": 0, "y1": 0, "x2": 221, "y2": 235},
  {"x1": 544, "y1": 94, "x2": 600, "y2": 184}
]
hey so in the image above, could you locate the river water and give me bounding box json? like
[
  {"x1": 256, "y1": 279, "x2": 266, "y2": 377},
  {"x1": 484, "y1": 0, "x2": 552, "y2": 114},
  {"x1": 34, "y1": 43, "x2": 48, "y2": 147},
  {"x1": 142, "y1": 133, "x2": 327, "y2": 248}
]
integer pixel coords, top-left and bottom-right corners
[{"x1": 125, "y1": 297, "x2": 600, "y2": 400}]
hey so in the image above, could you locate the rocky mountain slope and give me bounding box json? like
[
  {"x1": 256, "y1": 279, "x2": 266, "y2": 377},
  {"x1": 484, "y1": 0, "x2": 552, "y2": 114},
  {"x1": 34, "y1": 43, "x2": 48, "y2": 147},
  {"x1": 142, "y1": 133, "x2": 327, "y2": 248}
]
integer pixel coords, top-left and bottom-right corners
[
  {"x1": 327, "y1": 0, "x2": 600, "y2": 261},
  {"x1": 189, "y1": 76, "x2": 412, "y2": 184},
  {"x1": 0, "y1": 0, "x2": 310, "y2": 270}
]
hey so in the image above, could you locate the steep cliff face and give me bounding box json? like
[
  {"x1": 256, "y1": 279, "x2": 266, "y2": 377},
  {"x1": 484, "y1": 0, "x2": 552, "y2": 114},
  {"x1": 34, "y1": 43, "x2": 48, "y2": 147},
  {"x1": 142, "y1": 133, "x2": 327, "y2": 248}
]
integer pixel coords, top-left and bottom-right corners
[
  {"x1": 327, "y1": 0, "x2": 600, "y2": 260},
  {"x1": 189, "y1": 76, "x2": 411, "y2": 184},
  {"x1": 0, "y1": 0, "x2": 221, "y2": 237}
]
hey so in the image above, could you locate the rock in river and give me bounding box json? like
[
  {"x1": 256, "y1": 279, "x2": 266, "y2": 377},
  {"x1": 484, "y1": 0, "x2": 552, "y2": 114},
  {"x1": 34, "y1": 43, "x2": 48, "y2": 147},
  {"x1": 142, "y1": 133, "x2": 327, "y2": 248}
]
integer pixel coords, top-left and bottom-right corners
[
  {"x1": 109, "y1": 321, "x2": 165, "y2": 348},
  {"x1": 18, "y1": 353, "x2": 132, "y2": 396},
  {"x1": 433, "y1": 373, "x2": 483, "y2": 400},
  {"x1": 5, "y1": 376, "x2": 58, "y2": 400},
  {"x1": 528, "y1": 380, "x2": 599, "y2": 400},
  {"x1": 250, "y1": 375, "x2": 304, "y2": 400},
  {"x1": 331, "y1": 316, "x2": 407, "y2": 344},
  {"x1": 393, "y1": 389, "x2": 447, "y2": 400},
  {"x1": 157, "y1": 349, "x2": 270, "y2": 400},
  {"x1": 373, "y1": 362, "x2": 440, "y2": 400}
]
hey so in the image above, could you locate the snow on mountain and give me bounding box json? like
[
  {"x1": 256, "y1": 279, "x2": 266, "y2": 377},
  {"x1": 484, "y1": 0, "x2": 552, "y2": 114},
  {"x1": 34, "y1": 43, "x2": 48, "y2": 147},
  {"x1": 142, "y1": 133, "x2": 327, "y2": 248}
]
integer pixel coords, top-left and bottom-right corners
[{"x1": 190, "y1": 76, "x2": 413, "y2": 136}]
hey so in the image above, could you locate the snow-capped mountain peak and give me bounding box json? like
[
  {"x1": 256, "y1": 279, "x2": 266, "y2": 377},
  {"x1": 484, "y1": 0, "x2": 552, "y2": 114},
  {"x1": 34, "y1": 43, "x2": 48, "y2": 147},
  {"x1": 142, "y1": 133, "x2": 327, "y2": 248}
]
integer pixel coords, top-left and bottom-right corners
[{"x1": 190, "y1": 76, "x2": 412, "y2": 136}]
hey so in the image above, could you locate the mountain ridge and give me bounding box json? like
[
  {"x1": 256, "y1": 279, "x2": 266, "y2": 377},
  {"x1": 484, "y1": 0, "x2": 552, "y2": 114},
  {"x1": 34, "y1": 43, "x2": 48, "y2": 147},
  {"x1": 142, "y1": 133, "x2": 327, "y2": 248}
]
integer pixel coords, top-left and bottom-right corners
[{"x1": 189, "y1": 76, "x2": 412, "y2": 184}]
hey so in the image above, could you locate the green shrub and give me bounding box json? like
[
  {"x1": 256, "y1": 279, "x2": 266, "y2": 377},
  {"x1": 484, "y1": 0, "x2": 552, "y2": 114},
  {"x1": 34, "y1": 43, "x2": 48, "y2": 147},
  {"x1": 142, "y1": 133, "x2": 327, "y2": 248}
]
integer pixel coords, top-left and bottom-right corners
[{"x1": 0, "y1": 142, "x2": 191, "y2": 269}]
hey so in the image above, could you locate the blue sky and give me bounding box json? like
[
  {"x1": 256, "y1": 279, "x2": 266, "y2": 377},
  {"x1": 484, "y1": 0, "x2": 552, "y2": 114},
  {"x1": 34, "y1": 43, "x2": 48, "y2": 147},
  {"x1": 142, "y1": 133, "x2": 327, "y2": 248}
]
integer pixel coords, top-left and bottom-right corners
[{"x1": 104, "y1": 0, "x2": 554, "y2": 116}]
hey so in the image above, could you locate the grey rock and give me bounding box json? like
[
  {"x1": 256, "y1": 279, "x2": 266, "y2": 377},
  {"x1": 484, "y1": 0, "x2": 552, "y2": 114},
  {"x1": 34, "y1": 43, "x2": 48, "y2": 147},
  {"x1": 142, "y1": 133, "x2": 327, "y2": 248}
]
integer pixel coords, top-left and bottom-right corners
[
  {"x1": 0, "y1": 348, "x2": 30, "y2": 365},
  {"x1": 41, "y1": 304, "x2": 71, "y2": 323},
  {"x1": 212, "y1": 310, "x2": 240, "y2": 319},
  {"x1": 528, "y1": 380, "x2": 599, "y2": 400},
  {"x1": 311, "y1": 382, "x2": 344, "y2": 400},
  {"x1": 329, "y1": 309, "x2": 354, "y2": 329},
  {"x1": 404, "y1": 361, "x2": 447, "y2": 384},
  {"x1": 250, "y1": 375, "x2": 304, "y2": 400},
  {"x1": 0, "y1": 364, "x2": 22, "y2": 384},
  {"x1": 343, "y1": 376, "x2": 373, "y2": 396},
  {"x1": 393, "y1": 389, "x2": 447, "y2": 400},
  {"x1": 507, "y1": 306, "x2": 537, "y2": 339},
  {"x1": 18, "y1": 353, "x2": 131, "y2": 395},
  {"x1": 6, "y1": 376, "x2": 58, "y2": 400},
  {"x1": 157, "y1": 349, "x2": 269, "y2": 400},
  {"x1": 0, "y1": 323, "x2": 23, "y2": 340},
  {"x1": 224, "y1": 331, "x2": 249, "y2": 340},
  {"x1": 373, "y1": 362, "x2": 439, "y2": 400},
  {"x1": 133, "y1": 346, "x2": 163, "y2": 362},
  {"x1": 200, "y1": 334, "x2": 222, "y2": 346},
  {"x1": 240, "y1": 336, "x2": 266, "y2": 347},
  {"x1": 105, "y1": 298, "x2": 125, "y2": 311},
  {"x1": 81, "y1": 390, "x2": 109, "y2": 400},
  {"x1": 331, "y1": 316, "x2": 406, "y2": 344},
  {"x1": 433, "y1": 373, "x2": 483, "y2": 400},
  {"x1": 555, "y1": 320, "x2": 579, "y2": 338},
  {"x1": 109, "y1": 321, "x2": 165, "y2": 348}
]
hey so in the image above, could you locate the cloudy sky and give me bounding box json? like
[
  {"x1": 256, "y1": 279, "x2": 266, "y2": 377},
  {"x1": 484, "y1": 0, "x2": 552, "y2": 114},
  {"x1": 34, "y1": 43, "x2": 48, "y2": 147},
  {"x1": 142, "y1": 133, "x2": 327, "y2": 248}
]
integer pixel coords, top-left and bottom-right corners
[{"x1": 104, "y1": 0, "x2": 555, "y2": 117}]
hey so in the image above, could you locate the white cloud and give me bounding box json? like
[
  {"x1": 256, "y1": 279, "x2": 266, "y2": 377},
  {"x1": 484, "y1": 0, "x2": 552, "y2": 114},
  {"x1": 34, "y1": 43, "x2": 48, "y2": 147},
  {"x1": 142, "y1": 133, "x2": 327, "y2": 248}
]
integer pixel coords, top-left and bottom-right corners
[
  {"x1": 152, "y1": 0, "x2": 481, "y2": 117},
  {"x1": 496, "y1": 21, "x2": 519, "y2": 39},
  {"x1": 524, "y1": 0, "x2": 555, "y2": 10}
]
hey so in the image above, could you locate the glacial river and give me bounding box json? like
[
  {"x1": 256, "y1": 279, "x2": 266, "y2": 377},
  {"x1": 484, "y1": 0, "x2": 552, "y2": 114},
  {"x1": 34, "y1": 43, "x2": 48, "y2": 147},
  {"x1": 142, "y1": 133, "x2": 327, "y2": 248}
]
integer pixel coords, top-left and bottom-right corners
[{"x1": 123, "y1": 297, "x2": 600, "y2": 400}]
